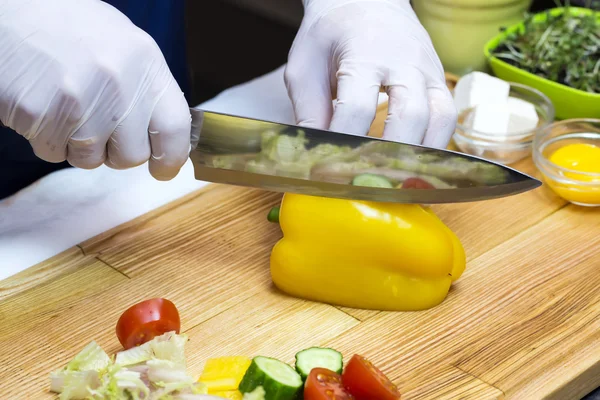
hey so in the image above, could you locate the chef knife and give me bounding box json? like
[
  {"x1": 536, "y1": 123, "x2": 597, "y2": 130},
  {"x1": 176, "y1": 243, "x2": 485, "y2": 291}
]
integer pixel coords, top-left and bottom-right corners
[{"x1": 188, "y1": 108, "x2": 541, "y2": 204}]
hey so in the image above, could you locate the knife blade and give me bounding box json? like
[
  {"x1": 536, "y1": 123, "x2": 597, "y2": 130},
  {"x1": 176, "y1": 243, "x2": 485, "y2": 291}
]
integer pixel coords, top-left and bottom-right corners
[{"x1": 188, "y1": 108, "x2": 541, "y2": 204}]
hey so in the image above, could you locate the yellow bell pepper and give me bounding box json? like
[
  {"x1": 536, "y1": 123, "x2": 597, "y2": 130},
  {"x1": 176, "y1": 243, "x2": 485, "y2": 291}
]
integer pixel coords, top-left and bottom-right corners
[
  {"x1": 198, "y1": 356, "x2": 252, "y2": 393},
  {"x1": 268, "y1": 193, "x2": 466, "y2": 311},
  {"x1": 212, "y1": 391, "x2": 243, "y2": 400}
]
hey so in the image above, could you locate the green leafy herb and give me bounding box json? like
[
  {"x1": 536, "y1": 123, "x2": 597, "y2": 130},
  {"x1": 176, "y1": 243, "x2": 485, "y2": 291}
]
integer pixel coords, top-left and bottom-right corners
[{"x1": 491, "y1": 1, "x2": 600, "y2": 93}]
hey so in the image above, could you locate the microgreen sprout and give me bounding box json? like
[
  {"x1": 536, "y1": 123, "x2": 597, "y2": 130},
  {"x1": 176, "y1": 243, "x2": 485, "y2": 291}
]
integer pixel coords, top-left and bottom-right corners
[{"x1": 491, "y1": 0, "x2": 600, "y2": 93}]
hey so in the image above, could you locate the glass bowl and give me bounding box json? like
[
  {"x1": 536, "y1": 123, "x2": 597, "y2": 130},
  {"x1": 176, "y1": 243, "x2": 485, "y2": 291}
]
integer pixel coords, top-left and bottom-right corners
[
  {"x1": 453, "y1": 82, "x2": 555, "y2": 165},
  {"x1": 533, "y1": 119, "x2": 600, "y2": 207}
]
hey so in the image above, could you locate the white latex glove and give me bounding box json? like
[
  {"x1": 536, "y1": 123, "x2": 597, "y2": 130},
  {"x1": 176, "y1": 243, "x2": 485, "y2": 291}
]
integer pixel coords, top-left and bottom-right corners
[
  {"x1": 286, "y1": 0, "x2": 457, "y2": 148},
  {"x1": 0, "y1": 0, "x2": 191, "y2": 180}
]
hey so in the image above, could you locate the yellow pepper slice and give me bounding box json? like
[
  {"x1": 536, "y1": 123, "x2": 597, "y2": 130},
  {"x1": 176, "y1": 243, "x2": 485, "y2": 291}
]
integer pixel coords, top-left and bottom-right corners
[
  {"x1": 198, "y1": 356, "x2": 252, "y2": 392},
  {"x1": 268, "y1": 193, "x2": 466, "y2": 311},
  {"x1": 212, "y1": 390, "x2": 243, "y2": 400}
]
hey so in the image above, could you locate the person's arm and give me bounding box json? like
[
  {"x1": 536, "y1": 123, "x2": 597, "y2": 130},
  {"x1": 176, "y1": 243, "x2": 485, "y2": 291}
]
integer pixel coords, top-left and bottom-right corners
[
  {"x1": 0, "y1": 0, "x2": 191, "y2": 180},
  {"x1": 286, "y1": 0, "x2": 457, "y2": 148}
]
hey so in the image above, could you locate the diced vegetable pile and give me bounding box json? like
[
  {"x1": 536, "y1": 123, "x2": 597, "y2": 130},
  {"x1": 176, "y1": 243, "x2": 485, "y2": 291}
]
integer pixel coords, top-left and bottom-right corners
[
  {"x1": 50, "y1": 332, "x2": 208, "y2": 399},
  {"x1": 50, "y1": 299, "x2": 401, "y2": 400},
  {"x1": 200, "y1": 349, "x2": 401, "y2": 400}
]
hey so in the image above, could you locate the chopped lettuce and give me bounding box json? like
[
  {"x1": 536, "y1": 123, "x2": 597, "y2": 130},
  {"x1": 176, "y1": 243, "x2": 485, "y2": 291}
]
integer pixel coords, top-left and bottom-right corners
[
  {"x1": 146, "y1": 359, "x2": 194, "y2": 386},
  {"x1": 87, "y1": 364, "x2": 149, "y2": 400},
  {"x1": 244, "y1": 132, "x2": 359, "y2": 180},
  {"x1": 207, "y1": 130, "x2": 509, "y2": 188},
  {"x1": 50, "y1": 370, "x2": 101, "y2": 400},
  {"x1": 49, "y1": 341, "x2": 111, "y2": 399},
  {"x1": 50, "y1": 332, "x2": 205, "y2": 400},
  {"x1": 64, "y1": 341, "x2": 111, "y2": 372},
  {"x1": 308, "y1": 143, "x2": 352, "y2": 159},
  {"x1": 115, "y1": 331, "x2": 188, "y2": 368},
  {"x1": 245, "y1": 159, "x2": 311, "y2": 179},
  {"x1": 261, "y1": 130, "x2": 308, "y2": 163}
]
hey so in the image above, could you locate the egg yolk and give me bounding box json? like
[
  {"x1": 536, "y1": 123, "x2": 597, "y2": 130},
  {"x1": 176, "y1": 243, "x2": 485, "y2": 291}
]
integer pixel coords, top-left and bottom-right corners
[
  {"x1": 549, "y1": 143, "x2": 600, "y2": 177},
  {"x1": 543, "y1": 143, "x2": 600, "y2": 206}
]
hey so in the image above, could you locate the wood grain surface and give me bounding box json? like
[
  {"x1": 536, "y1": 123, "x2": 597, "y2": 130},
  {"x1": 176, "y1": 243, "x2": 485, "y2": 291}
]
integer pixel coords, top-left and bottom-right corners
[{"x1": 1, "y1": 74, "x2": 599, "y2": 400}]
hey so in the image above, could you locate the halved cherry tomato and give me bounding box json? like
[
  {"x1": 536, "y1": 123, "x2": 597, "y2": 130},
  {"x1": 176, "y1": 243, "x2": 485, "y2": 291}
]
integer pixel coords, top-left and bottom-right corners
[
  {"x1": 401, "y1": 177, "x2": 435, "y2": 190},
  {"x1": 305, "y1": 368, "x2": 355, "y2": 400},
  {"x1": 342, "y1": 355, "x2": 401, "y2": 400},
  {"x1": 115, "y1": 298, "x2": 180, "y2": 349}
]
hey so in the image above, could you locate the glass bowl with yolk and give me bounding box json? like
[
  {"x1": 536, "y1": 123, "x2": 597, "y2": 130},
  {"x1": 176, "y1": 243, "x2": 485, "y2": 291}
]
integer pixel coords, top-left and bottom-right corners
[{"x1": 533, "y1": 119, "x2": 600, "y2": 207}]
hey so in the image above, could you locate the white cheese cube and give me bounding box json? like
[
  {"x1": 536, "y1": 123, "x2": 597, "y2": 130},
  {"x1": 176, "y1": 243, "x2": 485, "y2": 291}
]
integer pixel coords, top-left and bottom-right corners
[
  {"x1": 507, "y1": 96, "x2": 539, "y2": 133},
  {"x1": 470, "y1": 102, "x2": 511, "y2": 135},
  {"x1": 453, "y1": 72, "x2": 510, "y2": 113},
  {"x1": 469, "y1": 97, "x2": 539, "y2": 136}
]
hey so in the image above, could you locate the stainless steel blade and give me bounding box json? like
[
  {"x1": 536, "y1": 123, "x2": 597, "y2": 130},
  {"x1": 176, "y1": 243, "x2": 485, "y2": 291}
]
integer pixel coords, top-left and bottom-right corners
[{"x1": 188, "y1": 108, "x2": 541, "y2": 204}]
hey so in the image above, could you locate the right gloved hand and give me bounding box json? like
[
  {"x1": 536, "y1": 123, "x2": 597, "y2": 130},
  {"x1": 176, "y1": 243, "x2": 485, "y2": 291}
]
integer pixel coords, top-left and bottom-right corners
[
  {"x1": 0, "y1": 0, "x2": 191, "y2": 180},
  {"x1": 286, "y1": 0, "x2": 457, "y2": 149}
]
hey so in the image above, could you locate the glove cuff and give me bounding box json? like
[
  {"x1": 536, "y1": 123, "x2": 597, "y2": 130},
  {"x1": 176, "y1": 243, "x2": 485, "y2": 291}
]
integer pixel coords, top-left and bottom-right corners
[
  {"x1": 303, "y1": 0, "x2": 410, "y2": 11},
  {"x1": 302, "y1": 0, "x2": 413, "y2": 23}
]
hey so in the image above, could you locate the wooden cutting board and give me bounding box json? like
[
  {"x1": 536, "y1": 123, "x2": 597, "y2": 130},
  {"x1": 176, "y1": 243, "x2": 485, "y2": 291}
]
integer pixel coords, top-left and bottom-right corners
[{"x1": 1, "y1": 75, "x2": 600, "y2": 400}]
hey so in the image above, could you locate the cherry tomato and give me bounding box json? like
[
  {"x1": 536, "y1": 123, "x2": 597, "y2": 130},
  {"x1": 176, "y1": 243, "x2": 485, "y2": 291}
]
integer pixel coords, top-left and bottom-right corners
[
  {"x1": 305, "y1": 368, "x2": 355, "y2": 400},
  {"x1": 115, "y1": 298, "x2": 180, "y2": 349},
  {"x1": 342, "y1": 355, "x2": 401, "y2": 400},
  {"x1": 401, "y1": 177, "x2": 435, "y2": 190}
]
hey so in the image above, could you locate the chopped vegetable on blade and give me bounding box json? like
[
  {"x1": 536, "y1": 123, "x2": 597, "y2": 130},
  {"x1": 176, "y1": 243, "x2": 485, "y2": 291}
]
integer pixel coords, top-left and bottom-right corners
[
  {"x1": 206, "y1": 131, "x2": 508, "y2": 187},
  {"x1": 351, "y1": 174, "x2": 394, "y2": 188}
]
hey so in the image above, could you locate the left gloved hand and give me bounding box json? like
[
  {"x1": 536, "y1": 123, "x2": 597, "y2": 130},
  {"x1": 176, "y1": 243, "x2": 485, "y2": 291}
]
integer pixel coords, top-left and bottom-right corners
[{"x1": 285, "y1": 0, "x2": 457, "y2": 149}]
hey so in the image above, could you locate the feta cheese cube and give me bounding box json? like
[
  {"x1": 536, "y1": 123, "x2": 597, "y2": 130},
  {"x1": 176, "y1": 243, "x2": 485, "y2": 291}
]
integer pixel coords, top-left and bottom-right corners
[
  {"x1": 453, "y1": 72, "x2": 510, "y2": 113},
  {"x1": 507, "y1": 96, "x2": 539, "y2": 133},
  {"x1": 470, "y1": 102, "x2": 511, "y2": 135},
  {"x1": 468, "y1": 97, "x2": 539, "y2": 136}
]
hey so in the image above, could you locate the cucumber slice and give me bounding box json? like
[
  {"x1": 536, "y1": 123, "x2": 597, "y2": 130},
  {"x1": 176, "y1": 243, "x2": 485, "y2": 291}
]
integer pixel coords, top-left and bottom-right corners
[
  {"x1": 294, "y1": 347, "x2": 343, "y2": 379},
  {"x1": 238, "y1": 356, "x2": 302, "y2": 400},
  {"x1": 352, "y1": 173, "x2": 394, "y2": 188}
]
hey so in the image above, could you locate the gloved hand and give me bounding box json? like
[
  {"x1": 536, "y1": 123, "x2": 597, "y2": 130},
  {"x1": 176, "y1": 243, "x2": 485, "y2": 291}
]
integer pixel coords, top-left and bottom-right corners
[
  {"x1": 0, "y1": 0, "x2": 191, "y2": 180},
  {"x1": 286, "y1": 0, "x2": 457, "y2": 149}
]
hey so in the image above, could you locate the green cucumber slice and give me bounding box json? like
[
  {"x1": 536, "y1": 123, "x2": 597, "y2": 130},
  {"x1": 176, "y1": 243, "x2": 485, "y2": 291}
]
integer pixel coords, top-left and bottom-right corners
[
  {"x1": 294, "y1": 347, "x2": 343, "y2": 379},
  {"x1": 351, "y1": 173, "x2": 394, "y2": 188},
  {"x1": 238, "y1": 356, "x2": 302, "y2": 400}
]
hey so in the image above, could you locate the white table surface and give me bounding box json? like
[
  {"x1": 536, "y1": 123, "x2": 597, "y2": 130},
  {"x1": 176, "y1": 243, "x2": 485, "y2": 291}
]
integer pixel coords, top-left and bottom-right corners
[{"x1": 0, "y1": 65, "x2": 388, "y2": 281}]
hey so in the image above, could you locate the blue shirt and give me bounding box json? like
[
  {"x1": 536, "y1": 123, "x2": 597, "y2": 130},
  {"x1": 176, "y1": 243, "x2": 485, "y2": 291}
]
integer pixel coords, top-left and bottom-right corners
[
  {"x1": 106, "y1": 0, "x2": 189, "y2": 99},
  {"x1": 0, "y1": 0, "x2": 188, "y2": 199}
]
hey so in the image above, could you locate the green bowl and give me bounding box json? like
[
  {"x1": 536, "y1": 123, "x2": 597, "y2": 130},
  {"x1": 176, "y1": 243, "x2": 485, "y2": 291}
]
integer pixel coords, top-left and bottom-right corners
[{"x1": 483, "y1": 7, "x2": 600, "y2": 120}]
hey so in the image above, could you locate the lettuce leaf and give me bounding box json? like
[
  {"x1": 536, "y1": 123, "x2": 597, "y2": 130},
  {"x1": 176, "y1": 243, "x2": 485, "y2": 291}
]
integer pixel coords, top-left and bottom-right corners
[
  {"x1": 50, "y1": 341, "x2": 112, "y2": 399},
  {"x1": 64, "y1": 341, "x2": 111, "y2": 372},
  {"x1": 50, "y1": 332, "x2": 199, "y2": 400},
  {"x1": 87, "y1": 364, "x2": 149, "y2": 400},
  {"x1": 115, "y1": 331, "x2": 187, "y2": 368}
]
